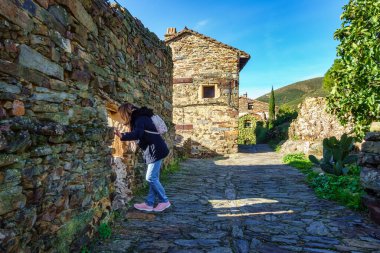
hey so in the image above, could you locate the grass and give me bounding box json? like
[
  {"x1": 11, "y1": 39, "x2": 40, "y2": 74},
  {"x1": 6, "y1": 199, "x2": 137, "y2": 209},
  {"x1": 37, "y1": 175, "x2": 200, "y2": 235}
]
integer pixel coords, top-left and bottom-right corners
[{"x1": 283, "y1": 153, "x2": 365, "y2": 210}]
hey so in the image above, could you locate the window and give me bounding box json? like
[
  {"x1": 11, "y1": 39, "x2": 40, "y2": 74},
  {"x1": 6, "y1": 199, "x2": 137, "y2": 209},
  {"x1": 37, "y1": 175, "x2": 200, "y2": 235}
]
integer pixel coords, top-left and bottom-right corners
[
  {"x1": 203, "y1": 86, "x2": 215, "y2": 98},
  {"x1": 248, "y1": 102, "x2": 253, "y2": 110},
  {"x1": 244, "y1": 120, "x2": 252, "y2": 128}
]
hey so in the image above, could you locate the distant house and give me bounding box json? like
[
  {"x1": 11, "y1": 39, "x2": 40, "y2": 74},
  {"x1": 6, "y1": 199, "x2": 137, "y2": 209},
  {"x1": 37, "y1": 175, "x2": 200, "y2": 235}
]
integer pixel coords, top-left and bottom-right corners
[
  {"x1": 239, "y1": 93, "x2": 269, "y2": 121},
  {"x1": 165, "y1": 27, "x2": 250, "y2": 156}
]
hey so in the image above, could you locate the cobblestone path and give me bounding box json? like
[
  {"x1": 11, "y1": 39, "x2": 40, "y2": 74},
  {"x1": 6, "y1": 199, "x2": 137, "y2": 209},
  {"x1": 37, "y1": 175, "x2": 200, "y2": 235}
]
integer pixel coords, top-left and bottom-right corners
[{"x1": 95, "y1": 145, "x2": 380, "y2": 253}]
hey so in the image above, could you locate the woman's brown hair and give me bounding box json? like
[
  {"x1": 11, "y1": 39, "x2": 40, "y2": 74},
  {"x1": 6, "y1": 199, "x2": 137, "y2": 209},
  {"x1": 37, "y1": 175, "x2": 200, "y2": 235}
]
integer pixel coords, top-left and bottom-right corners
[{"x1": 118, "y1": 103, "x2": 136, "y2": 125}]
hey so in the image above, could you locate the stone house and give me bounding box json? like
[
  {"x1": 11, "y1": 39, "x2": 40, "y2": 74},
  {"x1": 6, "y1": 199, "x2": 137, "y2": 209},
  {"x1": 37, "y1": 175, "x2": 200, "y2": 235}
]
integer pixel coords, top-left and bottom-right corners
[
  {"x1": 239, "y1": 93, "x2": 269, "y2": 121},
  {"x1": 165, "y1": 27, "x2": 250, "y2": 156},
  {"x1": 0, "y1": 0, "x2": 173, "y2": 251}
]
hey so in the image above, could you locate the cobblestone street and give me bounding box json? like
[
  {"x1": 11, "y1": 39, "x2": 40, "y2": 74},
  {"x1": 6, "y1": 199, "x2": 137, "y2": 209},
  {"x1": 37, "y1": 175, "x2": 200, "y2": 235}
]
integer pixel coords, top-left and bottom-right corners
[{"x1": 95, "y1": 145, "x2": 380, "y2": 253}]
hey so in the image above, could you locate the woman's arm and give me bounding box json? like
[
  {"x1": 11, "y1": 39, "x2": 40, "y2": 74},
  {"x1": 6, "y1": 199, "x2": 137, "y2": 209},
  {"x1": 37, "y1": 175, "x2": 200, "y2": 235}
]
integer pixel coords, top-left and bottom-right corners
[{"x1": 119, "y1": 118, "x2": 145, "y2": 141}]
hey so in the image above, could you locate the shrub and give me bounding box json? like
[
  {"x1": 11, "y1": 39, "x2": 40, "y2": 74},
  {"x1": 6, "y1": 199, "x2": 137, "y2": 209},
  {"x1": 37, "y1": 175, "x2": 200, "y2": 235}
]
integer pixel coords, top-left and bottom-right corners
[
  {"x1": 309, "y1": 134, "x2": 358, "y2": 176},
  {"x1": 98, "y1": 223, "x2": 112, "y2": 240},
  {"x1": 283, "y1": 153, "x2": 364, "y2": 210}
]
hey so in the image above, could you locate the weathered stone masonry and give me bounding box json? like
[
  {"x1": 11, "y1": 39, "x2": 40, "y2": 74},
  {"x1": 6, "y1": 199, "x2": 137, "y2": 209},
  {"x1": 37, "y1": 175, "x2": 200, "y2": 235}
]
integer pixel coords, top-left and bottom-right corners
[
  {"x1": 165, "y1": 28, "x2": 250, "y2": 156},
  {"x1": 280, "y1": 97, "x2": 353, "y2": 155},
  {"x1": 360, "y1": 123, "x2": 380, "y2": 225},
  {"x1": 0, "y1": 0, "x2": 173, "y2": 252}
]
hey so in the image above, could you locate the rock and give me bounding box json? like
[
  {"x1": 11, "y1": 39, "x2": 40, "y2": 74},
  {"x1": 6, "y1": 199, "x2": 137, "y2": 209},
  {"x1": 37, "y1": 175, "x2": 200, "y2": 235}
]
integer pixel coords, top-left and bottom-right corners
[
  {"x1": 234, "y1": 239, "x2": 249, "y2": 253},
  {"x1": 55, "y1": 0, "x2": 98, "y2": 35},
  {"x1": 0, "y1": 154, "x2": 19, "y2": 168},
  {"x1": 18, "y1": 45, "x2": 64, "y2": 80},
  {"x1": 0, "y1": 107, "x2": 7, "y2": 118},
  {"x1": 71, "y1": 70, "x2": 91, "y2": 87},
  {"x1": 0, "y1": 133, "x2": 7, "y2": 150},
  {"x1": 5, "y1": 131, "x2": 31, "y2": 153},
  {"x1": 31, "y1": 91, "x2": 77, "y2": 103},
  {"x1": 362, "y1": 194, "x2": 380, "y2": 225},
  {"x1": 365, "y1": 132, "x2": 380, "y2": 141},
  {"x1": 11, "y1": 100, "x2": 25, "y2": 116},
  {"x1": 31, "y1": 146, "x2": 53, "y2": 157},
  {"x1": 209, "y1": 247, "x2": 233, "y2": 253},
  {"x1": 232, "y1": 225, "x2": 244, "y2": 238},
  {"x1": 35, "y1": 0, "x2": 48, "y2": 9},
  {"x1": 361, "y1": 141, "x2": 380, "y2": 154},
  {"x1": 30, "y1": 35, "x2": 51, "y2": 46},
  {"x1": 0, "y1": 82, "x2": 21, "y2": 94},
  {"x1": 50, "y1": 79, "x2": 68, "y2": 91},
  {"x1": 306, "y1": 221, "x2": 330, "y2": 236},
  {"x1": 50, "y1": 30, "x2": 72, "y2": 53},
  {"x1": 359, "y1": 153, "x2": 380, "y2": 166},
  {"x1": 370, "y1": 122, "x2": 380, "y2": 132},
  {"x1": 36, "y1": 112, "x2": 70, "y2": 125},
  {"x1": 126, "y1": 211, "x2": 155, "y2": 221},
  {"x1": 360, "y1": 167, "x2": 380, "y2": 192},
  {"x1": 0, "y1": 0, "x2": 33, "y2": 32},
  {"x1": 48, "y1": 5, "x2": 69, "y2": 26},
  {"x1": 0, "y1": 186, "x2": 26, "y2": 215},
  {"x1": 32, "y1": 103, "x2": 60, "y2": 113},
  {"x1": 3, "y1": 101, "x2": 12, "y2": 109},
  {"x1": 4, "y1": 39, "x2": 17, "y2": 53},
  {"x1": 250, "y1": 238, "x2": 262, "y2": 249}
]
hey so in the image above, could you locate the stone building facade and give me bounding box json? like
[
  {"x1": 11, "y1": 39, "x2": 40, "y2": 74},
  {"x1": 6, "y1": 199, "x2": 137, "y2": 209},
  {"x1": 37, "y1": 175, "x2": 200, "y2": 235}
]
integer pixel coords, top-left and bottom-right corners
[
  {"x1": 239, "y1": 94, "x2": 269, "y2": 121},
  {"x1": 0, "y1": 0, "x2": 173, "y2": 252},
  {"x1": 165, "y1": 28, "x2": 250, "y2": 156}
]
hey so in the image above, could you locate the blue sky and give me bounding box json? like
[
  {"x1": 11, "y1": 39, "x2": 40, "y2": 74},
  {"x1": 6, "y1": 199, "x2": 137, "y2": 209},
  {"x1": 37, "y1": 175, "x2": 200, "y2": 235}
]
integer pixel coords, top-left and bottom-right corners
[{"x1": 116, "y1": 0, "x2": 346, "y2": 98}]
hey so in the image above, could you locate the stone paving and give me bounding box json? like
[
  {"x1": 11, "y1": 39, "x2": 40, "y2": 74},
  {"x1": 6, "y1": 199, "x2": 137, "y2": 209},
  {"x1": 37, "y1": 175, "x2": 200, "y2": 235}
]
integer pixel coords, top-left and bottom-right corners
[{"x1": 94, "y1": 145, "x2": 380, "y2": 253}]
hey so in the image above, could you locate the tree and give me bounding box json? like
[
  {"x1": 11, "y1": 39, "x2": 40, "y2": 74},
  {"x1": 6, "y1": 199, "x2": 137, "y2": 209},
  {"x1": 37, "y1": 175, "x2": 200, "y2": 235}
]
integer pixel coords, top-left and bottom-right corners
[
  {"x1": 327, "y1": 0, "x2": 380, "y2": 138},
  {"x1": 268, "y1": 86, "x2": 276, "y2": 128},
  {"x1": 323, "y1": 59, "x2": 343, "y2": 92}
]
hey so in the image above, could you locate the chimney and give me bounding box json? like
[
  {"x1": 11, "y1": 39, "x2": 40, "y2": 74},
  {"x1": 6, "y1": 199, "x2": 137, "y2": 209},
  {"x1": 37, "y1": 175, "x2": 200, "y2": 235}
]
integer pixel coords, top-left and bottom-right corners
[
  {"x1": 243, "y1": 92, "x2": 248, "y2": 98},
  {"x1": 165, "y1": 27, "x2": 177, "y2": 40}
]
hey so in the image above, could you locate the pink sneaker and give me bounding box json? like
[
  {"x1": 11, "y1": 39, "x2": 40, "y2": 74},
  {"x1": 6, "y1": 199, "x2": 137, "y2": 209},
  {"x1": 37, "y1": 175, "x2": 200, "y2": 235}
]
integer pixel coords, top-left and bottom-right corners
[
  {"x1": 153, "y1": 201, "x2": 171, "y2": 212},
  {"x1": 134, "y1": 202, "x2": 153, "y2": 211}
]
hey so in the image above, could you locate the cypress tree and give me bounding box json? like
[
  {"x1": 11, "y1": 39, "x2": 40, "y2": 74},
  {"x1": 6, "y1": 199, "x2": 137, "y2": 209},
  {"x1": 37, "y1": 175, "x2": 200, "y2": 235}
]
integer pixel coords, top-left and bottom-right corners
[{"x1": 268, "y1": 86, "x2": 275, "y2": 128}]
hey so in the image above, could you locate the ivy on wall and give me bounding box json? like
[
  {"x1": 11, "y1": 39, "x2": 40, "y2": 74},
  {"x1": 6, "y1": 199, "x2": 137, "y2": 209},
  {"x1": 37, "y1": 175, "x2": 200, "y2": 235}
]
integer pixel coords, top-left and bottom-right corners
[{"x1": 238, "y1": 114, "x2": 257, "y2": 145}]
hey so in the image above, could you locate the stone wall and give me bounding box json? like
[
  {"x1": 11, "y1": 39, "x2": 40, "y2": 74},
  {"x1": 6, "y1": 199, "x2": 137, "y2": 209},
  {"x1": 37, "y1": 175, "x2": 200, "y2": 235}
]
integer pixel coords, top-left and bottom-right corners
[
  {"x1": 166, "y1": 28, "x2": 249, "y2": 156},
  {"x1": 0, "y1": 0, "x2": 173, "y2": 252},
  {"x1": 360, "y1": 123, "x2": 380, "y2": 225},
  {"x1": 281, "y1": 97, "x2": 353, "y2": 155}
]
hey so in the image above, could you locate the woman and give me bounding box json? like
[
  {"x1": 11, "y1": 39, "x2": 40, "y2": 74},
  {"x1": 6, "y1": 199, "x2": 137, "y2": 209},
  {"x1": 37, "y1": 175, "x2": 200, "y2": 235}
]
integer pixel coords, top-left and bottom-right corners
[{"x1": 115, "y1": 103, "x2": 171, "y2": 212}]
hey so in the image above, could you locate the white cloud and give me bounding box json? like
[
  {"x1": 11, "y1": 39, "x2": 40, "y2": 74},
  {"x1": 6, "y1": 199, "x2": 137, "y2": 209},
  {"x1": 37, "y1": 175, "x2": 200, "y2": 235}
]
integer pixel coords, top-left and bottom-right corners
[{"x1": 194, "y1": 19, "x2": 209, "y2": 29}]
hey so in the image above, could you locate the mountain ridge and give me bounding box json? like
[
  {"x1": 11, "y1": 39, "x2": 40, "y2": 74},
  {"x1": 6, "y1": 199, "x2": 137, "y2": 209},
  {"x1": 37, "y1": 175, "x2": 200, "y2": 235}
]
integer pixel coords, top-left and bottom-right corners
[{"x1": 255, "y1": 77, "x2": 327, "y2": 109}]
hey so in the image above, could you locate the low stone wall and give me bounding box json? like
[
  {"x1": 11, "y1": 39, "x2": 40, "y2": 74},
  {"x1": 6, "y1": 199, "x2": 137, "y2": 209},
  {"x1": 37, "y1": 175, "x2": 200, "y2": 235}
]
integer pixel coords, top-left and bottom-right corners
[
  {"x1": 360, "y1": 123, "x2": 380, "y2": 224},
  {"x1": 281, "y1": 97, "x2": 353, "y2": 155},
  {"x1": 0, "y1": 0, "x2": 173, "y2": 252}
]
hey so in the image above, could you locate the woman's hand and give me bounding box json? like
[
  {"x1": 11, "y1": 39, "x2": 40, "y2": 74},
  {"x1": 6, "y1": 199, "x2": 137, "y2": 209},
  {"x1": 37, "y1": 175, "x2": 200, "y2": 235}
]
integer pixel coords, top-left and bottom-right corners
[{"x1": 114, "y1": 129, "x2": 121, "y2": 138}]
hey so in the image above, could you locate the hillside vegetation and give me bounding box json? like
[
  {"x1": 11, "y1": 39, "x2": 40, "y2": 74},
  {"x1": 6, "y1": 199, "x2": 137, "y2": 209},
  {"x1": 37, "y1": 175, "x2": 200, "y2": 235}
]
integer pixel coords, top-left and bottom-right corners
[{"x1": 256, "y1": 77, "x2": 328, "y2": 109}]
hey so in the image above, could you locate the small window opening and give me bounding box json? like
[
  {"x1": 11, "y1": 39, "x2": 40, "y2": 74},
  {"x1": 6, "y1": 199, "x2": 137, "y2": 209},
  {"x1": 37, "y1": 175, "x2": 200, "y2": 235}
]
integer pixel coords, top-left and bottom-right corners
[
  {"x1": 244, "y1": 120, "x2": 252, "y2": 128},
  {"x1": 203, "y1": 86, "x2": 215, "y2": 98},
  {"x1": 248, "y1": 102, "x2": 253, "y2": 110}
]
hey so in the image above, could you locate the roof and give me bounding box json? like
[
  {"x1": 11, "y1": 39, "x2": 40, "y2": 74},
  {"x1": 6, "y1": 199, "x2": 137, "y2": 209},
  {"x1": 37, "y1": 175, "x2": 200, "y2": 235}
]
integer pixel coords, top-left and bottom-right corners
[{"x1": 165, "y1": 27, "x2": 251, "y2": 70}]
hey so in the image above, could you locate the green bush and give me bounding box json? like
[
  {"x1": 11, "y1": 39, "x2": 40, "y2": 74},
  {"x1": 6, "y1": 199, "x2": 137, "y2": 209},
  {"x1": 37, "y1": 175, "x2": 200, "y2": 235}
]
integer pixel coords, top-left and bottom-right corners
[
  {"x1": 283, "y1": 153, "x2": 313, "y2": 171},
  {"x1": 283, "y1": 153, "x2": 364, "y2": 210},
  {"x1": 98, "y1": 223, "x2": 112, "y2": 240},
  {"x1": 307, "y1": 170, "x2": 364, "y2": 210},
  {"x1": 238, "y1": 114, "x2": 257, "y2": 145},
  {"x1": 255, "y1": 121, "x2": 268, "y2": 144}
]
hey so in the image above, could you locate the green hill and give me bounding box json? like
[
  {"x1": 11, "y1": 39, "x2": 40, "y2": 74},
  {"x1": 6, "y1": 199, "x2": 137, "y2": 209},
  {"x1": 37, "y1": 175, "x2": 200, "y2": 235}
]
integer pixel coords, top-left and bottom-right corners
[{"x1": 256, "y1": 77, "x2": 328, "y2": 109}]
